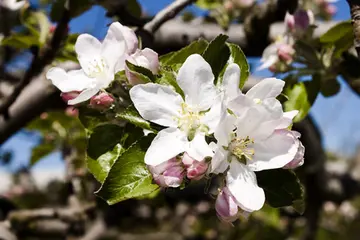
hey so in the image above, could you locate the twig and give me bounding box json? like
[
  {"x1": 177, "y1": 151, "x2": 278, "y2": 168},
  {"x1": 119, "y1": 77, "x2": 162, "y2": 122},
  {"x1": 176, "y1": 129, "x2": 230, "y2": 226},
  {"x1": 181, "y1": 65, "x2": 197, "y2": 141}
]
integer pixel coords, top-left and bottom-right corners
[
  {"x1": 0, "y1": 9, "x2": 71, "y2": 118},
  {"x1": 347, "y1": 0, "x2": 360, "y2": 59},
  {"x1": 143, "y1": 0, "x2": 196, "y2": 34}
]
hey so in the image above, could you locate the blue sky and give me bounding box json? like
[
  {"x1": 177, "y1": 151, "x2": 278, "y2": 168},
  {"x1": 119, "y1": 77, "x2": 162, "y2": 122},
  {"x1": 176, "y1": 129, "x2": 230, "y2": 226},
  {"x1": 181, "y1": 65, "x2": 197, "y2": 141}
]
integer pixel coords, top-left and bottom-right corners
[{"x1": 0, "y1": 0, "x2": 358, "y2": 172}]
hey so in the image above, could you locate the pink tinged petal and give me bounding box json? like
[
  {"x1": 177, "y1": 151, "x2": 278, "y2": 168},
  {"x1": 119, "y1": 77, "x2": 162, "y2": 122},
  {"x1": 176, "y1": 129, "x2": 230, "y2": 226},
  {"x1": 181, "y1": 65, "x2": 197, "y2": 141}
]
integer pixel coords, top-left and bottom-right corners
[
  {"x1": 226, "y1": 161, "x2": 265, "y2": 212},
  {"x1": 46, "y1": 68, "x2": 95, "y2": 92},
  {"x1": 285, "y1": 12, "x2": 295, "y2": 31},
  {"x1": 249, "y1": 129, "x2": 299, "y2": 171},
  {"x1": 120, "y1": 24, "x2": 138, "y2": 55},
  {"x1": 125, "y1": 54, "x2": 144, "y2": 86},
  {"x1": 177, "y1": 54, "x2": 217, "y2": 111},
  {"x1": 246, "y1": 78, "x2": 285, "y2": 100},
  {"x1": 187, "y1": 132, "x2": 213, "y2": 161},
  {"x1": 284, "y1": 131, "x2": 305, "y2": 169},
  {"x1": 141, "y1": 48, "x2": 160, "y2": 74},
  {"x1": 129, "y1": 83, "x2": 183, "y2": 127},
  {"x1": 210, "y1": 144, "x2": 230, "y2": 174},
  {"x1": 68, "y1": 87, "x2": 100, "y2": 105},
  {"x1": 101, "y1": 22, "x2": 127, "y2": 73},
  {"x1": 221, "y1": 63, "x2": 241, "y2": 102},
  {"x1": 182, "y1": 152, "x2": 195, "y2": 167},
  {"x1": 145, "y1": 128, "x2": 188, "y2": 166},
  {"x1": 215, "y1": 187, "x2": 239, "y2": 223},
  {"x1": 75, "y1": 34, "x2": 102, "y2": 73}
]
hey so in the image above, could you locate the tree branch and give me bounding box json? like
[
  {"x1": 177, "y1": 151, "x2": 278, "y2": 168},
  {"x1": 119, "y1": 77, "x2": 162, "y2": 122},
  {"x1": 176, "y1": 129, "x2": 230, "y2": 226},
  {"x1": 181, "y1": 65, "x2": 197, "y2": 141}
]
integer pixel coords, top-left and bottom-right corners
[
  {"x1": 347, "y1": 0, "x2": 360, "y2": 59},
  {"x1": 0, "y1": 9, "x2": 71, "y2": 118},
  {"x1": 143, "y1": 0, "x2": 196, "y2": 34}
]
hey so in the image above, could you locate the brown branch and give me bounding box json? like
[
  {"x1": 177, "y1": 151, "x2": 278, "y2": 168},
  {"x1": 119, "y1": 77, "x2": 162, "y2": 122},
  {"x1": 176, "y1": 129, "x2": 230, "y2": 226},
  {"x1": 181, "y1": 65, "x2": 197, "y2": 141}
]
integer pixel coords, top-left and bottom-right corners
[
  {"x1": 348, "y1": 0, "x2": 360, "y2": 59},
  {"x1": 0, "y1": 9, "x2": 71, "y2": 118},
  {"x1": 143, "y1": 0, "x2": 196, "y2": 34}
]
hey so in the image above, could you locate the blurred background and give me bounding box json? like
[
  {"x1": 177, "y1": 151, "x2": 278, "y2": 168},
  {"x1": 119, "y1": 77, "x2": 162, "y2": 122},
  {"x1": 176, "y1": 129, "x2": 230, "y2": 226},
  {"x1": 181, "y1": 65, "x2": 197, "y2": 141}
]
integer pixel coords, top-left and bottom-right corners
[{"x1": 0, "y1": 0, "x2": 360, "y2": 239}]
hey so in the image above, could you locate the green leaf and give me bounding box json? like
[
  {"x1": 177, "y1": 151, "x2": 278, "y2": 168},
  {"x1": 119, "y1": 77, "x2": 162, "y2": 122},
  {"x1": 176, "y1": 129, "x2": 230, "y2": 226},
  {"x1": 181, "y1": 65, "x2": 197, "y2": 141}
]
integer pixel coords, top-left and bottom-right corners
[
  {"x1": 1, "y1": 35, "x2": 40, "y2": 49},
  {"x1": 125, "y1": 60, "x2": 154, "y2": 83},
  {"x1": 256, "y1": 169, "x2": 305, "y2": 214},
  {"x1": 30, "y1": 143, "x2": 56, "y2": 166},
  {"x1": 320, "y1": 21, "x2": 352, "y2": 44},
  {"x1": 294, "y1": 41, "x2": 321, "y2": 68},
  {"x1": 155, "y1": 68, "x2": 184, "y2": 97},
  {"x1": 96, "y1": 136, "x2": 159, "y2": 204},
  {"x1": 87, "y1": 144, "x2": 123, "y2": 183},
  {"x1": 78, "y1": 107, "x2": 108, "y2": 132},
  {"x1": 283, "y1": 75, "x2": 320, "y2": 122},
  {"x1": 33, "y1": 12, "x2": 50, "y2": 45},
  {"x1": 116, "y1": 105, "x2": 153, "y2": 130},
  {"x1": 87, "y1": 124, "x2": 124, "y2": 160},
  {"x1": 225, "y1": 43, "x2": 250, "y2": 89},
  {"x1": 160, "y1": 39, "x2": 209, "y2": 65},
  {"x1": 202, "y1": 34, "x2": 230, "y2": 79}
]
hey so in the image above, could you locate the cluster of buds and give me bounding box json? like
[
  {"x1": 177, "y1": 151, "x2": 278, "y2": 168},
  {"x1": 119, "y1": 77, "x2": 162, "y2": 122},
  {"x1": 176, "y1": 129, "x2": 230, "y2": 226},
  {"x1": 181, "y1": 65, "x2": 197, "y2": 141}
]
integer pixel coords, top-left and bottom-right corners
[
  {"x1": 60, "y1": 91, "x2": 114, "y2": 110},
  {"x1": 148, "y1": 152, "x2": 209, "y2": 188}
]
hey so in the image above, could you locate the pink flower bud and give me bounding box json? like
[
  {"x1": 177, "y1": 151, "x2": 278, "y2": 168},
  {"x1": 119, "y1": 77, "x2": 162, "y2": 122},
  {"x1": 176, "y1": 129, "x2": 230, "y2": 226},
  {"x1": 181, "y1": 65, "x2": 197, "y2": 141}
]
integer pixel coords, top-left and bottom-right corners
[
  {"x1": 60, "y1": 91, "x2": 80, "y2": 103},
  {"x1": 125, "y1": 48, "x2": 159, "y2": 85},
  {"x1": 40, "y1": 112, "x2": 48, "y2": 120},
  {"x1": 223, "y1": 1, "x2": 234, "y2": 12},
  {"x1": 148, "y1": 158, "x2": 185, "y2": 188},
  {"x1": 89, "y1": 92, "x2": 114, "y2": 109},
  {"x1": 215, "y1": 187, "x2": 240, "y2": 223},
  {"x1": 65, "y1": 107, "x2": 79, "y2": 117},
  {"x1": 293, "y1": 9, "x2": 314, "y2": 31},
  {"x1": 284, "y1": 131, "x2": 305, "y2": 169},
  {"x1": 277, "y1": 44, "x2": 295, "y2": 63},
  {"x1": 285, "y1": 12, "x2": 295, "y2": 31},
  {"x1": 182, "y1": 152, "x2": 208, "y2": 180}
]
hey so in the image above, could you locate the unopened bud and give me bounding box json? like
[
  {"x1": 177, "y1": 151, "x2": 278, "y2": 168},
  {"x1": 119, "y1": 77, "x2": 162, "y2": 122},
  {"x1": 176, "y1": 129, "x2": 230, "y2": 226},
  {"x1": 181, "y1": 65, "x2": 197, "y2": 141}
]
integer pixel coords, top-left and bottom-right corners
[
  {"x1": 285, "y1": 12, "x2": 295, "y2": 31},
  {"x1": 89, "y1": 92, "x2": 114, "y2": 109},
  {"x1": 294, "y1": 9, "x2": 314, "y2": 31},
  {"x1": 215, "y1": 187, "x2": 240, "y2": 223},
  {"x1": 324, "y1": 4, "x2": 337, "y2": 16},
  {"x1": 61, "y1": 91, "x2": 80, "y2": 102},
  {"x1": 125, "y1": 48, "x2": 159, "y2": 86},
  {"x1": 65, "y1": 107, "x2": 79, "y2": 117},
  {"x1": 148, "y1": 158, "x2": 185, "y2": 188},
  {"x1": 182, "y1": 152, "x2": 209, "y2": 180}
]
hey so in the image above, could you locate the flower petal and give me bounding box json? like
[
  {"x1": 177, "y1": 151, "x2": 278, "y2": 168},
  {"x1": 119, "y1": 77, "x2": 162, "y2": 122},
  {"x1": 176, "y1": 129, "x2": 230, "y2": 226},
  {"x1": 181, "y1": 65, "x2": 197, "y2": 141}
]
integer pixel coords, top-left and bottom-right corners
[
  {"x1": 145, "y1": 128, "x2": 188, "y2": 166},
  {"x1": 226, "y1": 161, "x2": 265, "y2": 212},
  {"x1": 249, "y1": 129, "x2": 299, "y2": 171},
  {"x1": 46, "y1": 68, "x2": 95, "y2": 92},
  {"x1": 202, "y1": 101, "x2": 224, "y2": 134},
  {"x1": 210, "y1": 143, "x2": 230, "y2": 174},
  {"x1": 177, "y1": 54, "x2": 217, "y2": 111},
  {"x1": 68, "y1": 87, "x2": 100, "y2": 105},
  {"x1": 141, "y1": 48, "x2": 159, "y2": 74},
  {"x1": 129, "y1": 83, "x2": 183, "y2": 127},
  {"x1": 246, "y1": 78, "x2": 285, "y2": 100},
  {"x1": 101, "y1": 22, "x2": 128, "y2": 73},
  {"x1": 214, "y1": 110, "x2": 237, "y2": 146},
  {"x1": 221, "y1": 63, "x2": 241, "y2": 102},
  {"x1": 275, "y1": 110, "x2": 299, "y2": 129},
  {"x1": 75, "y1": 34, "x2": 102, "y2": 73},
  {"x1": 187, "y1": 132, "x2": 214, "y2": 161}
]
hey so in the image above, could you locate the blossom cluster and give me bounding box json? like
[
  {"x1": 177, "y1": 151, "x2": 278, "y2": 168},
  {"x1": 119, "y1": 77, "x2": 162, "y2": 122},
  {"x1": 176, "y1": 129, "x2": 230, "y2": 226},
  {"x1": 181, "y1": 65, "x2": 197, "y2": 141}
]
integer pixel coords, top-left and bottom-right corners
[{"x1": 47, "y1": 22, "x2": 304, "y2": 223}]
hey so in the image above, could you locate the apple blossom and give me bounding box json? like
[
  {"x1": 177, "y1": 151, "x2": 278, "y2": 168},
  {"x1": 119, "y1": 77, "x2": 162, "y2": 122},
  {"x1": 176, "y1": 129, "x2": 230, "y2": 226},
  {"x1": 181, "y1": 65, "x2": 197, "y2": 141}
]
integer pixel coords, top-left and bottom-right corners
[
  {"x1": 215, "y1": 186, "x2": 244, "y2": 223},
  {"x1": 284, "y1": 131, "x2": 305, "y2": 169},
  {"x1": 148, "y1": 157, "x2": 185, "y2": 188},
  {"x1": 125, "y1": 48, "x2": 159, "y2": 85},
  {"x1": 129, "y1": 54, "x2": 220, "y2": 167},
  {"x1": 258, "y1": 38, "x2": 294, "y2": 71},
  {"x1": 0, "y1": 0, "x2": 25, "y2": 11},
  {"x1": 47, "y1": 22, "x2": 138, "y2": 105}
]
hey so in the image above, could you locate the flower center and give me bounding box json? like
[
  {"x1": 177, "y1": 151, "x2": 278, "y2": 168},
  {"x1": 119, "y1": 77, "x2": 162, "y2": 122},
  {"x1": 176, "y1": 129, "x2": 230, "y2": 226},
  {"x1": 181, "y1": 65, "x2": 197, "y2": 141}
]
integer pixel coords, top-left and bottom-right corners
[
  {"x1": 86, "y1": 58, "x2": 108, "y2": 78},
  {"x1": 228, "y1": 136, "x2": 255, "y2": 164},
  {"x1": 176, "y1": 103, "x2": 202, "y2": 139}
]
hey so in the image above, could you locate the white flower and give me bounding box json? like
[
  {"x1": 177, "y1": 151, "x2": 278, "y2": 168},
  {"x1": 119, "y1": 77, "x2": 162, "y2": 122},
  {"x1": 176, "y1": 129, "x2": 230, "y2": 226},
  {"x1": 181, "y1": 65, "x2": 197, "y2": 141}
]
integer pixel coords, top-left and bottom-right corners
[
  {"x1": 46, "y1": 22, "x2": 138, "y2": 105},
  {"x1": 129, "y1": 54, "x2": 219, "y2": 166},
  {"x1": 0, "y1": 0, "x2": 25, "y2": 11},
  {"x1": 210, "y1": 78, "x2": 302, "y2": 212},
  {"x1": 258, "y1": 39, "x2": 294, "y2": 71}
]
